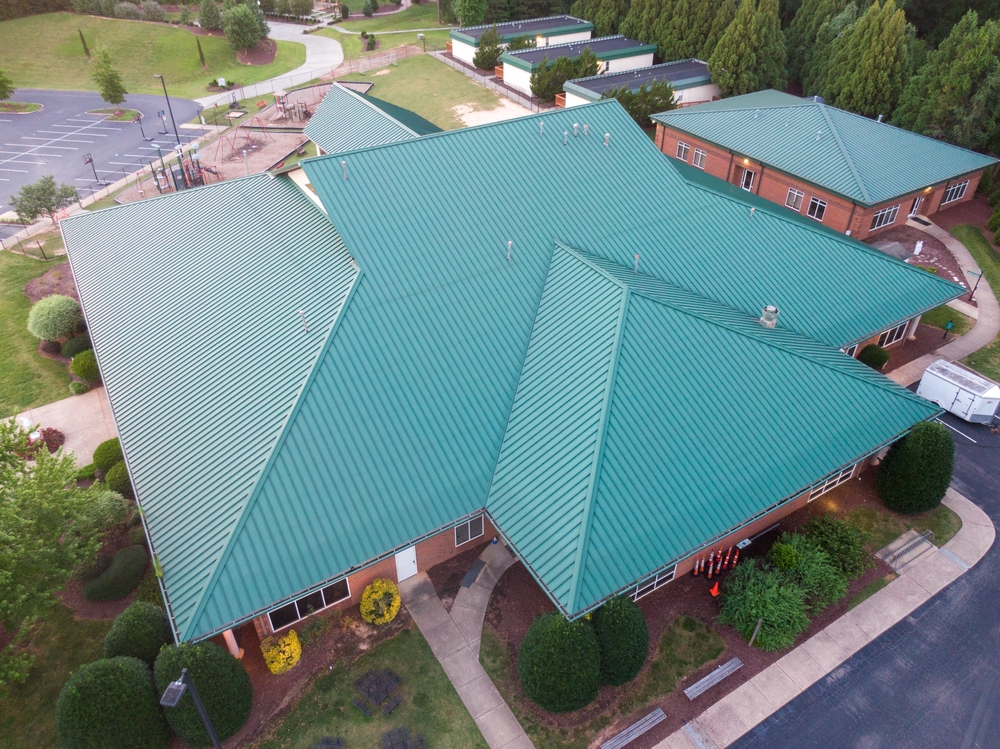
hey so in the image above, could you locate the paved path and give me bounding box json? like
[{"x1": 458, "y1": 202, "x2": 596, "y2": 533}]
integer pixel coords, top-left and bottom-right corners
[
  {"x1": 398, "y1": 543, "x2": 534, "y2": 749},
  {"x1": 14, "y1": 387, "x2": 116, "y2": 467}
]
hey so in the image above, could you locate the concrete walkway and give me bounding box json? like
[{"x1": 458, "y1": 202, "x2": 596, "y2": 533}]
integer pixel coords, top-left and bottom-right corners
[
  {"x1": 652, "y1": 488, "x2": 995, "y2": 749},
  {"x1": 398, "y1": 543, "x2": 534, "y2": 749},
  {"x1": 14, "y1": 387, "x2": 116, "y2": 467}
]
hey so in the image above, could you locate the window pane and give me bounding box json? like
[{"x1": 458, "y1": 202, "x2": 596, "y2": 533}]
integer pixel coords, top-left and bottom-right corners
[
  {"x1": 470, "y1": 515, "x2": 484, "y2": 540},
  {"x1": 455, "y1": 522, "x2": 470, "y2": 546},
  {"x1": 323, "y1": 579, "x2": 350, "y2": 606},
  {"x1": 296, "y1": 591, "x2": 324, "y2": 619},
  {"x1": 268, "y1": 602, "x2": 298, "y2": 630}
]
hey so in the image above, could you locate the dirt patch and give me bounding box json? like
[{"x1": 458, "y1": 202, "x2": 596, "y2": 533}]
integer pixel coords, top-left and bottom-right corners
[
  {"x1": 452, "y1": 98, "x2": 531, "y2": 127},
  {"x1": 23, "y1": 261, "x2": 78, "y2": 303},
  {"x1": 884, "y1": 323, "x2": 961, "y2": 372},
  {"x1": 188, "y1": 26, "x2": 227, "y2": 37},
  {"x1": 425, "y1": 540, "x2": 490, "y2": 612},
  {"x1": 238, "y1": 37, "x2": 278, "y2": 65}
]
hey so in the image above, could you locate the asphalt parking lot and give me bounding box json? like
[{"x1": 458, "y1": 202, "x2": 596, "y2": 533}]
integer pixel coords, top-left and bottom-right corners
[{"x1": 1, "y1": 89, "x2": 204, "y2": 215}]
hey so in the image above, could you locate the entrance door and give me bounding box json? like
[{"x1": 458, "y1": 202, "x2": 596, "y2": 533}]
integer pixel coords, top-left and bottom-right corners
[
  {"x1": 395, "y1": 546, "x2": 417, "y2": 582},
  {"x1": 909, "y1": 196, "x2": 922, "y2": 217},
  {"x1": 740, "y1": 168, "x2": 755, "y2": 192}
]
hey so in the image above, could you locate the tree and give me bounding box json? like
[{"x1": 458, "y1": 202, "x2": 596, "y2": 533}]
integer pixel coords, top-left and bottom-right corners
[
  {"x1": 602, "y1": 79, "x2": 676, "y2": 126},
  {"x1": 9, "y1": 175, "x2": 79, "y2": 225},
  {"x1": 0, "y1": 69, "x2": 13, "y2": 101},
  {"x1": 473, "y1": 25, "x2": 503, "y2": 69},
  {"x1": 785, "y1": 0, "x2": 846, "y2": 83},
  {"x1": 363, "y1": 0, "x2": 377, "y2": 15},
  {"x1": 701, "y1": 0, "x2": 738, "y2": 59},
  {"x1": 802, "y1": 1, "x2": 858, "y2": 95},
  {"x1": 223, "y1": 2, "x2": 264, "y2": 51},
  {"x1": 90, "y1": 46, "x2": 127, "y2": 109},
  {"x1": 708, "y1": 0, "x2": 761, "y2": 96},
  {"x1": 755, "y1": 0, "x2": 787, "y2": 90},
  {"x1": 877, "y1": 421, "x2": 954, "y2": 514},
  {"x1": 593, "y1": 0, "x2": 631, "y2": 36},
  {"x1": 453, "y1": 0, "x2": 487, "y2": 24},
  {"x1": 199, "y1": 0, "x2": 223, "y2": 30},
  {"x1": 530, "y1": 49, "x2": 600, "y2": 101},
  {"x1": 506, "y1": 33, "x2": 536, "y2": 51}
]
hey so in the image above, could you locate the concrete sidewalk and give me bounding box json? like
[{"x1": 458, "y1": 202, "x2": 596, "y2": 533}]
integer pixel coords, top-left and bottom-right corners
[
  {"x1": 652, "y1": 488, "x2": 995, "y2": 749},
  {"x1": 14, "y1": 387, "x2": 116, "y2": 467}
]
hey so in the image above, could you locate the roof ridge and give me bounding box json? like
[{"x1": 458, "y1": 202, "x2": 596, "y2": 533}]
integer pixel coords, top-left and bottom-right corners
[
  {"x1": 817, "y1": 104, "x2": 872, "y2": 204},
  {"x1": 332, "y1": 83, "x2": 419, "y2": 137}
]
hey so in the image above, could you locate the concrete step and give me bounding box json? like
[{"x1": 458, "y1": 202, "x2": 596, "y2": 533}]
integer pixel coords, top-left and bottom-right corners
[{"x1": 877, "y1": 530, "x2": 937, "y2": 572}]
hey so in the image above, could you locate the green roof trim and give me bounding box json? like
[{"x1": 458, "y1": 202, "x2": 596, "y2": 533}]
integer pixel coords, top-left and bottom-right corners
[
  {"x1": 563, "y1": 60, "x2": 712, "y2": 102},
  {"x1": 652, "y1": 90, "x2": 998, "y2": 206},
  {"x1": 304, "y1": 83, "x2": 419, "y2": 155}
]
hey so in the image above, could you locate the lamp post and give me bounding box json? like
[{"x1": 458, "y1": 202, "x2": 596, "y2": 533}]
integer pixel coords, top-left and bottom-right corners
[
  {"x1": 153, "y1": 74, "x2": 182, "y2": 146},
  {"x1": 160, "y1": 668, "x2": 222, "y2": 749}
]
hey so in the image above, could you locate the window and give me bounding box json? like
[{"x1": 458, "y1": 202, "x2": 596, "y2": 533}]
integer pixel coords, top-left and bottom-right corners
[
  {"x1": 675, "y1": 141, "x2": 690, "y2": 161},
  {"x1": 785, "y1": 188, "x2": 804, "y2": 211},
  {"x1": 869, "y1": 204, "x2": 900, "y2": 231},
  {"x1": 455, "y1": 514, "x2": 485, "y2": 546},
  {"x1": 878, "y1": 321, "x2": 908, "y2": 347},
  {"x1": 807, "y1": 197, "x2": 826, "y2": 222},
  {"x1": 631, "y1": 565, "x2": 677, "y2": 600},
  {"x1": 942, "y1": 180, "x2": 969, "y2": 204},
  {"x1": 808, "y1": 463, "x2": 857, "y2": 500},
  {"x1": 267, "y1": 578, "x2": 351, "y2": 631},
  {"x1": 740, "y1": 168, "x2": 754, "y2": 191},
  {"x1": 692, "y1": 148, "x2": 706, "y2": 169},
  {"x1": 841, "y1": 344, "x2": 858, "y2": 358}
]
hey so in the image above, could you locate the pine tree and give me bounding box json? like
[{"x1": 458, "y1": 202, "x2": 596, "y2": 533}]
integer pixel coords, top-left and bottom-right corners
[
  {"x1": 662, "y1": 0, "x2": 694, "y2": 59},
  {"x1": 708, "y1": 0, "x2": 761, "y2": 96},
  {"x1": 688, "y1": 0, "x2": 717, "y2": 58},
  {"x1": 700, "y1": 0, "x2": 737, "y2": 59},
  {"x1": 755, "y1": 0, "x2": 786, "y2": 89},
  {"x1": 199, "y1": 0, "x2": 223, "y2": 30},
  {"x1": 618, "y1": 0, "x2": 646, "y2": 38},
  {"x1": 785, "y1": 0, "x2": 845, "y2": 83},
  {"x1": 802, "y1": 2, "x2": 856, "y2": 96},
  {"x1": 593, "y1": 0, "x2": 631, "y2": 35},
  {"x1": 90, "y1": 47, "x2": 127, "y2": 109}
]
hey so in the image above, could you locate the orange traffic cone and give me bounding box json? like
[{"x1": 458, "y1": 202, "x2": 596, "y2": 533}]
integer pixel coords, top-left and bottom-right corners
[
  {"x1": 723, "y1": 546, "x2": 733, "y2": 569},
  {"x1": 693, "y1": 557, "x2": 700, "y2": 576},
  {"x1": 731, "y1": 549, "x2": 739, "y2": 567},
  {"x1": 709, "y1": 581, "x2": 720, "y2": 597},
  {"x1": 715, "y1": 548, "x2": 723, "y2": 575}
]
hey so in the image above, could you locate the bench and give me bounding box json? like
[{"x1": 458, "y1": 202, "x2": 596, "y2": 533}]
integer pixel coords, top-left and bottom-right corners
[
  {"x1": 683, "y1": 658, "x2": 744, "y2": 700},
  {"x1": 600, "y1": 709, "x2": 666, "y2": 749},
  {"x1": 353, "y1": 669, "x2": 374, "y2": 690},
  {"x1": 352, "y1": 697, "x2": 373, "y2": 717},
  {"x1": 315, "y1": 739, "x2": 345, "y2": 749},
  {"x1": 382, "y1": 693, "x2": 403, "y2": 715}
]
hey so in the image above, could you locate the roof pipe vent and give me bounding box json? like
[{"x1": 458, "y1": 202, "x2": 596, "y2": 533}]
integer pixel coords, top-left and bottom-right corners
[
  {"x1": 573, "y1": 123, "x2": 579, "y2": 137},
  {"x1": 507, "y1": 240, "x2": 512, "y2": 262},
  {"x1": 759, "y1": 305, "x2": 779, "y2": 329},
  {"x1": 754, "y1": 109, "x2": 760, "y2": 118},
  {"x1": 604, "y1": 133, "x2": 610, "y2": 147},
  {"x1": 816, "y1": 130, "x2": 822, "y2": 141},
  {"x1": 539, "y1": 120, "x2": 544, "y2": 137},
  {"x1": 877, "y1": 114, "x2": 884, "y2": 122},
  {"x1": 341, "y1": 160, "x2": 347, "y2": 180},
  {"x1": 583, "y1": 124, "x2": 589, "y2": 135},
  {"x1": 298, "y1": 310, "x2": 309, "y2": 332},
  {"x1": 564, "y1": 130, "x2": 569, "y2": 145},
  {"x1": 811, "y1": 95, "x2": 825, "y2": 104},
  {"x1": 749, "y1": 207, "x2": 756, "y2": 218}
]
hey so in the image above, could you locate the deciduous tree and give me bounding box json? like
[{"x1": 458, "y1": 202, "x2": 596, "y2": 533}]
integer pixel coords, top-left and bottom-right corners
[
  {"x1": 453, "y1": 0, "x2": 488, "y2": 24},
  {"x1": 90, "y1": 46, "x2": 127, "y2": 109},
  {"x1": 10, "y1": 175, "x2": 79, "y2": 225},
  {"x1": 222, "y1": 2, "x2": 264, "y2": 51}
]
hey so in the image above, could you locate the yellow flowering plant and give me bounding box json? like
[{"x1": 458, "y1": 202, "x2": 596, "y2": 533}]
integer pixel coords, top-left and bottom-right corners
[
  {"x1": 260, "y1": 629, "x2": 302, "y2": 675},
  {"x1": 360, "y1": 578, "x2": 401, "y2": 626}
]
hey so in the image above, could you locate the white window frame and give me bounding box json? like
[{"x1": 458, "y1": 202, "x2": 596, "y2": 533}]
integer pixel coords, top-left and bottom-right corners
[
  {"x1": 631, "y1": 565, "x2": 677, "y2": 600},
  {"x1": 870, "y1": 204, "x2": 900, "y2": 231},
  {"x1": 807, "y1": 197, "x2": 827, "y2": 222},
  {"x1": 841, "y1": 344, "x2": 858, "y2": 358},
  {"x1": 740, "y1": 168, "x2": 754, "y2": 192},
  {"x1": 454, "y1": 514, "x2": 485, "y2": 546},
  {"x1": 785, "y1": 188, "x2": 804, "y2": 211},
  {"x1": 808, "y1": 462, "x2": 857, "y2": 501},
  {"x1": 878, "y1": 321, "x2": 907, "y2": 347},
  {"x1": 908, "y1": 195, "x2": 922, "y2": 217},
  {"x1": 692, "y1": 148, "x2": 706, "y2": 169},
  {"x1": 675, "y1": 141, "x2": 690, "y2": 162},
  {"x1": 267, "y1": 577, "x2": 352, "y2": 632},
  {"x1": 942, "y1": 180, "x2": 969, "y2": 205}
]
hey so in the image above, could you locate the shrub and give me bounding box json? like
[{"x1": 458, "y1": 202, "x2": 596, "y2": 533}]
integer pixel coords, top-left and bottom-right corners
[
  {"x1": 70, "y1": 348, "x2": 101, "y2": 383},
  {"x1": 27, "y1": 294, "x2": 82, "y2": 341},
  {"x1": 199, "y1": 0, "x2": 222, "y2": 29},
  {"x1": 40, "y1": 339, "x2": 62, "y2": 354},
  {"x1": 717, "y1": 559, "x2": 809, "y2": 651},
  {"x1": 69, "y1": 381, "x2": 90, "y2": 395},
  {"x1": 770, "y1": 533, "x2": 847, "y2": 614},
  {"x1": 155, "y1": 642, "x2": 252, "y2": 745},
  {"x1": 877, "y1": 421, "x2": 954, "y2": 514},
  {"x1": 770, "y1": 541, "x2": 800, "y2": 570},
  {"x1": 980, "y1": 169, "x2": 993, "y2": 194},
  {"x1": 223, "y1": 3, "x2": 264, "y2": 51},
  {"x1": 988, "y1": 208, "x2": 1000, "y2": 233},
  {"x1": 802, "y1": 514, "x2": 871, "y2": 578},
  {"x1": 105, "y1": 460, "x2": 134, "y2": 498},
  {"x1": 367, "y1": 34, "x2": 376, "y2": 50},
  {"x1": 37, "y1": 427, "x2": 65, "y2": 453},
  {"x1": 135, "y1": 570, "x2": 164, "y2": 607},
  {"x1": 61, "y1": 336, "x2": 92, "y2": 358},
  {"x1": 857, "y1": 343, "x2": 889, "y2": 370},
  {"x1": 104, "y1": 602, "x2": 172, "y2": 664},
  {"x1": 360, "y1": 578, "x2": 400, "y2": 625},
  {"x1": 518, "y1": 612, "x2": 600, "y2": 712},
  {"x1": 93, "y1": 437, "x2": 124, "y2": 474},
  {"x1": 592, "y1": 595, "x2": 648, "y2": 685},
  {"x1": 56, "y1": 656, "x2": 169, "y2": 749},
  {"x1": 99, "y1": 0, "x2": 116, "y2": 14},
  {"x1": 360, "y1": 29, "x2": 367, "y2": 37},
  {"x1": 79, "y1": 552, "x2": 112, "y2": 581},
  {"x1": 261, "y1": 629, "x2": 302, "y2": 674},
  {"x1": 473, "y1": 25, "x2": 502, "y2": 70},
  {"x1": 140, "y1": 0, "x2": 165, "y2": 20},
  {"x1": 130, "y1": 524, "x2": 147, "y2": 545},
  {"x1": 340, "y1": 1, "x2": 349, "y2": 17},
  {"x1": 114, "y1": 1, "x2": 142, "y2": 18},
  {"x1": 363, "y1": 0, "x2": 375, "y2": 16},
  {"x1": 990, "y1": 184, "x2": 1000, "y2": 208},
  {"x1": 76, "y1": 462, "x2": 97, "y2": 481},
  {"x1": 82, "y1": 545, "x2": 147, "y2": 601},
  {"x1": 85, "y1": 489, "x2": 130, "y2": 530},
  {"x1": 994, "y1": 227, "x2": 1000, "y2": 246}
]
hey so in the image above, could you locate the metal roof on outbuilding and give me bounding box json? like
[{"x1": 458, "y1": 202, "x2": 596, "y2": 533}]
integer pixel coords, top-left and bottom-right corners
[
  {"x1": 304, "y1": 83, "x2": 422, "y2": 155},
  {"x1": 564, "y1": 60, "x2": 712, "y2": 101},
  {"x1": 450, "y1": 14, "x2": 593, "y2": 45},
  {"x1": 501, "y1": 35, "x2": 657, "y2": 71}
]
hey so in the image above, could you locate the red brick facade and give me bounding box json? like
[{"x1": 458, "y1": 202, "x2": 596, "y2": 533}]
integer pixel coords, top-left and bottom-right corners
[{"x1": 655, "y1": 124, "x2": 985, "y2": 241}]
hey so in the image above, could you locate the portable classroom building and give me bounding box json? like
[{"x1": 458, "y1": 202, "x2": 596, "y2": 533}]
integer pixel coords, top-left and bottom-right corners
[
  {"x1": 561, "y1": 60, "x2": 719, "y2": 108},
  {"x1": 448, "y1": 15, "x2": 594, "y2": 66},
  {"x1": 916, "y1": 359, "x2": 1000, "y2": 424}
]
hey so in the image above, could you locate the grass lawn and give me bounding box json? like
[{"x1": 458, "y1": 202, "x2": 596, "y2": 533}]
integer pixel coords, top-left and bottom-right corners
[
  {"x1": 0, "y1": 604, "x2": 112, "y2": 749},
  {"x1": 847, "y1": 503, "x2": 962, "y2": 552},
  {"x1": 922, "y1": 303, "x2": 974, "y2": 336},
  {"x1": 0, "y1": 252, "x2": 73, "y2": 418},
  {"x1": 255, "y1": 626, "x2": 486, "y2": 749},
  {"x1": 0, "y1": 13, "x2": 306, "y2": 100},
  {"x1": 0, "y1": 101, "x2": 42, "y2": 113},
  {"x1": 319, "y1": 27, "x2": 451, "y2": 61},
  {"x1": 848, "y1": 573, "x2": 897, "y2": 610},
  {"x1": 340, "y1": 1, "x2": 450, "y2": 32},
  {"x1": 197, "y1": 93, "x2": 276, "y2": 127},
  {"x1": 952, "y1": 224, "x2": 1000, "y2": 381}
]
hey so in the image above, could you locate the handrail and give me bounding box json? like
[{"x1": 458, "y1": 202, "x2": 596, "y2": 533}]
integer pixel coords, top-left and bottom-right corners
[{"x1": 887, "y1": 530, "x2": 935, "y2": 565}]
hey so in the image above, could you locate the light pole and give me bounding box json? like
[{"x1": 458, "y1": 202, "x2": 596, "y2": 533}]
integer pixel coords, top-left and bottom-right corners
[
  {"x1": 153, "y1": 74, "x2": 182, "y2": 146},
  {"x1": 160, "y1": 668, "x2": 222, "y2": 749}
]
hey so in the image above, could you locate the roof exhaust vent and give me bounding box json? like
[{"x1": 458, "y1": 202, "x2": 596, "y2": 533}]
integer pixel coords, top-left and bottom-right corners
[
  {"x1": 749, "y1": 207, "x2": 756, "y2": 218},
  {"x1": 877, "y1": 114, "x2": 884, "y2": 122},
  {"x1": 810, "y1": 95, "x2": 825, "y2": 104},
  {"x1": 573, "y1": 123, "x2": 579, "y2": 137},
  {"x1": 507, "y1": 240, "x2": 512, "y2": 262},
  {"x1": 754, "y1": 109, "x2": 760, "y2": 118},
  {"x1": 539, "y1": 120, "x2": 544, "y2": 137},
  {"x1": 816, "y1": 130, "x2": 822, "y2": 141},
  {"x1": 298, "y1": 310, "x2": 309, "y2": 332},
  {"x1": 759, "y1": 305, "x2": 779, "y2": 329},
  {"x1": 564, "y1": 130, "x2": 569, "y2": 145},
  {"x1": 583, "y1": 124, "x2": 589, "y2": 135},
  {"x1": 604, "y1": 133, "x2": 610, "y2": 147},
  {"x1": 341, "y1": 160, "x2": 347, "y2": 180}
]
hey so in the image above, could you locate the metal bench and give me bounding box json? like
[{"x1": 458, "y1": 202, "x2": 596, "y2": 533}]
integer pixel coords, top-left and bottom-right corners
[
  {"x1": 601, "y1": 709, "x2": 666, "y2": 749},
  {"x1": 352, "y1": 697, "x2": 373, "y2": 717},
  {"x1": 683, "y1": 658, "x2": 743, "y2": 700},
  {"x1": 382, "y1": 692, "x2": 403, "y2": 715},
  {"x1": 353, "y1": 669, "x2": 374, "y2": 690},
  {"x1": 315, "y1": 739, "x2": 345, "y2": 749}
]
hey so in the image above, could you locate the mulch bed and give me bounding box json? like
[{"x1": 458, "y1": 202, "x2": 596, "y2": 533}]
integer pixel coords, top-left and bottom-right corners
[
  {"x1": 238, "y1": 37, "x2": 278, "y2": 65},
  {"x1": 425, "y1": 539, "x2": 490, "y2": 612},
  {"x1": 23, "y1": 261, "x2": 78, "y2": 303},
  {"x1": 933, "y1": 193, "x2": 993, "y2": 235},
  {"x1": 883, "y1": 323, "x2": 961, "y2": 372},
  {"x1": 867, "y1": 224, "x2": 971, "y2": 292},
  {"x1": 483, "y1": 469, "x2": 898, "y2": 749}
]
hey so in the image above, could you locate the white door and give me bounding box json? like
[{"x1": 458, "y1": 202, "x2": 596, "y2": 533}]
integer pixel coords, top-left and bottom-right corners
[
  {"x1": 909, "y1": 196, "x2": 922, "y2": 217},
  {"x1": 395, "y1": 546, "x2": 417, "y2": 582}
]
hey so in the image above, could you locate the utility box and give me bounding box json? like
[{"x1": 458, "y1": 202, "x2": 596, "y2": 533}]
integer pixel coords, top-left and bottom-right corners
[{"x1": 917, "y1": 359, "x2": 1000, "y2": 424}]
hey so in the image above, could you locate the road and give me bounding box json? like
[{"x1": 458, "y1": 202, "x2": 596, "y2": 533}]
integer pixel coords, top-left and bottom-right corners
[
  {"x1": 1, "y1": 90, "x2": 202, "y2": 214},
  {"x1": 731, "y1": 408, "x2": 1000, "y2": 749}
]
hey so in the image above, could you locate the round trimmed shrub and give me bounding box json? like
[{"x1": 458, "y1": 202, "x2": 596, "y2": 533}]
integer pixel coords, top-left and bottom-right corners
[
  {"x1": 69, "y1": 381, "x2": 90, "y2": 395},
  {"x1": 518, "y1": 612, "x2": 600, "y2": 712},
  {"x1": 56, "y1": 656, "x2": 169, "y2": 749},
  {"x1": 104, "y1": 602, "x2": 172, "y2": 665},
  {"x1": 93, "y1": 437, "x2": 123, "y2": 474},
  {"x1": 27, "y1": 294, "x2": 82, "y2": 341},
  {"x1": 154, "y1": 642, "x2": 253, "y2": 746},
  {"x1": 360, "y1": 578, "x2": 401, "y2": 625},
  {"x1": 70, "y1": 348, "x2": 101, "y2": 383},
  {"x1": 61, "y1": 336, "x2": 92, "y2": 359},
  {"x1": 858, "y1": 344, "x2": 889, "y2": 370},
  {"x1": 105, "y1": 460, "x2": 134, "y2": 499},
  {"x1": 82, "y1": 545, "x2": 148, "y2": 601},
  {"x1": 592, "y1": 595, "x2": 648, "y2": 685},
  {"x1": 261, "y1": 629, "x2": 302, "y2": 674},
  {"x1": 877, "y1": 421, "x2": 954, "y2": 514}
]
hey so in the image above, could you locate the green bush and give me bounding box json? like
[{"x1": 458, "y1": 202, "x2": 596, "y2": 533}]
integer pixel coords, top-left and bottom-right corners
[
  {"x1": 56, "y1": 656, "x2": 170, "y2": 749},
  {"x1": 104, "y1": 602, "x2": 172, "y2": 664},
  {"x1": 154, "y1": 642, "x2": 253, "y2": 745},
  {"x1": 367, "y1": 34, "x2": 376, "y2": 50},
  {"x1": 69, "y1": 381, "x2": 91, "y2": 395},
  {"x1": 78, "y1": 553, "x2": 112, "y2": 582},
  {"x1": 140, "y1": 0, "x2": 165, "y2": 20},
  {"x1": 135, "y1": 570, "x2": 165, "y2": 607},
  {"x1": 94, "y1": 437, "x2": 124, "y2": 474},
  {"x1": 70, "y1": 348, "x2": 101, "y2": 383},
  {"x1": 473, "y1": 25, "x2": 502, "y2": 70},
  {"x1": 85, "y1": 489, "x2": 130, "y2": 530},
  {"x1": 130, "y1": 524, "x2": 147, "y2": 545},
  {"x1": 770, "y1": 533, "x2": 847, "y2": 614},
  {"x1": 980, "y1": 169, "x2": 993, "y2": 195},
  {"x1": 27, "y1": 294, "x2": 82, "y2": 341},
  {"x1": 82, "y1": 545, "x2": 148, "y2": 601},
  {"x1": 990, "y1": 184, "x2": 1000, "y2": 207},
  {"x1": 717, "y1": 559, "x2": 809, "y2": 651},
  {"x1": 76, "y1": 462, "x2": 97, "y2": 481},
  {"x1": 518, "y1": 612, "x2": 600, "y2": 712},
  {"x1": 105, "y1": 460, "x2": 134, "y2": 499},
  {"x1": 994, "y1": 227, "x2": 1000, "y2": 247},
  {"x1": 770, "y1": 541, "x2": 800, "y2": 570},
  {"x1": 114, "y1": 1, "x2": 142, "y2": 18},
  {"x1": 987, "y1": 208, "x2": 1000, "y2": 233},
  {"x1": 857, "y1": 343, "x2": 889, "y2": 370},
  {"x1": 592, "y1": 595, "x2": 648, "y2": 685},
  {"x1": 61, "y1": 336, "x2": 92, "y2": 358},
  {"x1": 802, "y1": 514, "x2": 871, "y2": 578},
  {"x1": 877, "y1": 421, "x2": 954, "y2": 514}
]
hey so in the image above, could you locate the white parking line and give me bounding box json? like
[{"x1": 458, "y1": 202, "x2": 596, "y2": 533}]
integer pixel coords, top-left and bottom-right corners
[
  {"x1": 0, "y1": 118, "x2": 123, "y2": 167},
  {"x1": 0, "y1": 168, "x2": 29, "y2": 173},
  {"x1": 7, "y1": 144, "x2": 79, "y2": 151},
  {"x1": 934, "y1": 418, "x2": 977, "y2": 443}
]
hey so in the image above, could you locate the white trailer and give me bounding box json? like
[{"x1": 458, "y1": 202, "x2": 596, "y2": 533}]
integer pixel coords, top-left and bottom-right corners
[{"x1": 916, "y1": 359, "x2": 1000, "y2": 424}]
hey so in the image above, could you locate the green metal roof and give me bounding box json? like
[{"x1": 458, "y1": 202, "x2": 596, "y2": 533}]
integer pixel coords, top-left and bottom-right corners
[
  {"x1": 488, "y1": 242, "x2": 939, "y2": 615},
  {"x1": 653, "y1": 90, "x2": 998, "y2": 206},
  {"x1": 304, "y1": 83, "x2": 420, "y2": 155},
  {"x1": 360, "y1": 94, "x2": 442, "y2": 136}
]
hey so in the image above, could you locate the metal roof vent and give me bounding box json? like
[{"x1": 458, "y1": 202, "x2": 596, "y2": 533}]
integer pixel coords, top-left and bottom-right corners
[
  {"x1": 754, "y1": 109, "x2": 760, "y2": 118},
  {"x1": 816, "y1": 130, "x2": 823, "y2": 141},
  {"x1": 539, "y1": 120, "x2": 544, "y2": 136},
  {"x1": 810, "y1": 95, "x2": 825, "y2": 104},
  {"x1": 759, "y1": 305, "x2": 779, "y2": 329},
  {"x1": 877, "y1": 114, "x2": 884, "y2": 122}
]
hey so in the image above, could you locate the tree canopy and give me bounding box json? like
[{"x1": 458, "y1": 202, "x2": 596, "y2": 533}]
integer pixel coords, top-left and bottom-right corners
[
  {"x1": 10, "y1": 175, "x2": 79, "y2": 225},
  {"x1": 222, "y1": 2, "x2": 264, "y2": 51},
  {"x1": 708, "y1": 0, "x2": 761, "y2": 96},
  {"x1": 453, "y1": 0, "x2": 488, "y2": 25},
  {"x1": 601, "y1": 79, "x2": 676, "y2": 126},
  {"x1": 0, "y1": 68, "x2": 14, "y2": 101},
  {"x1": 90, "y1": 47, "x2": 127, "y2": 108},
  {"x1": 530, "y1": 48, "x2": 600, "y2": 101}
]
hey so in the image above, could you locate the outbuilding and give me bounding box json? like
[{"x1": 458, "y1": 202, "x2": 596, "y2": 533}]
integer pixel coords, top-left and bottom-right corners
[
  {"x1": 917, "y1": 359, "x2": 1000, "y2": 424},
  {"x1": 447, "y1": 15, "x2": 594, "y2": 67},
  {"x1": 560, "y1": 59, "x2": 720, "y2": 108}
]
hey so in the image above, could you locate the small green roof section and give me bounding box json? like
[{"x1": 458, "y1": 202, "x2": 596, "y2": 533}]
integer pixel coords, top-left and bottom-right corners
[
  {"x1": 450, "y1": 14, "x2": 593, "y2": 46},
  {"x1": 487, "y1": 242, "x2": 941, "y2": 615},
  {"x1": 652, "y1": 90, "x2": 998, "y2": 206},
  {"x1": 304, "y1": 83, "x2": 422, "y2": 155}
]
